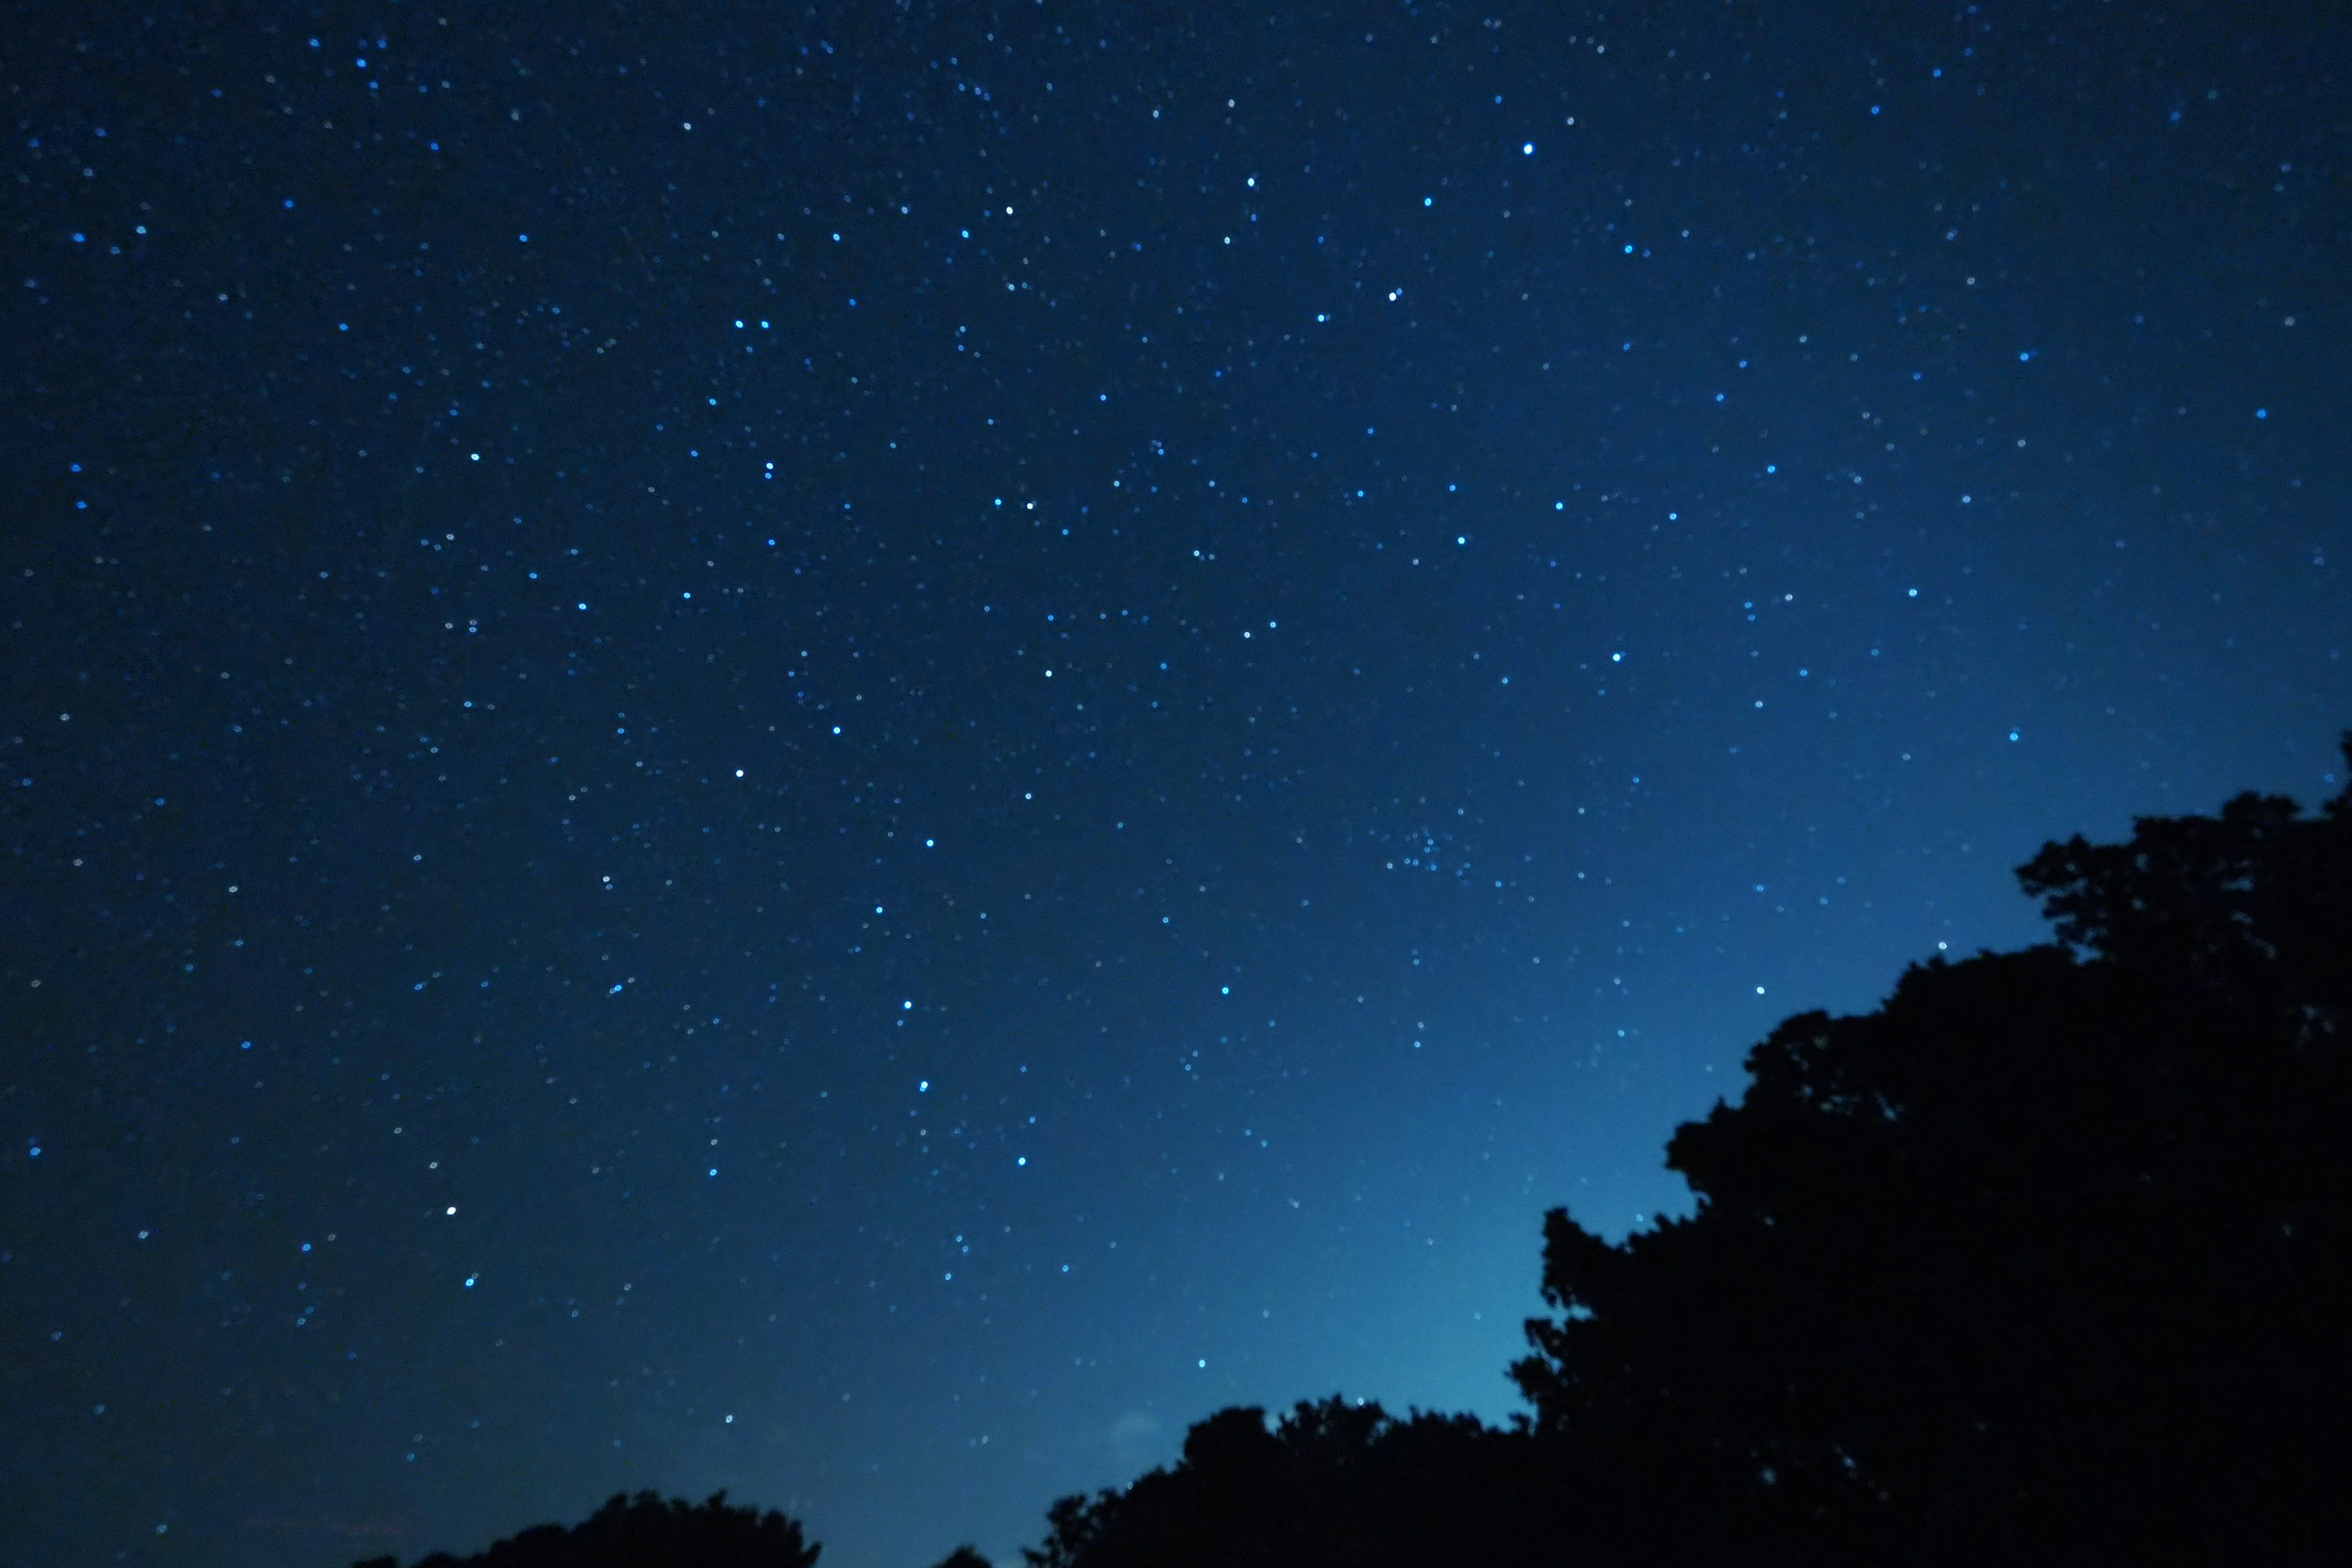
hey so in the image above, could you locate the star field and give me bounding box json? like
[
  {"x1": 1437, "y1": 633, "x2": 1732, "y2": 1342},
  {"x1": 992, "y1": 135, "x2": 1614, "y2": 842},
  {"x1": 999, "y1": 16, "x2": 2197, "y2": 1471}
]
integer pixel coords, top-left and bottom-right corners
[{"x1": 4, "y1": 3, "x2": 2347, "y2": 1566}]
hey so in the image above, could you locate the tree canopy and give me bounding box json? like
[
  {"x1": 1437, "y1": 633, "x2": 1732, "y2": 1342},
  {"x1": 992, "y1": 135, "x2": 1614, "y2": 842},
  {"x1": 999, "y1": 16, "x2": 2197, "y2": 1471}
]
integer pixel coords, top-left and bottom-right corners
[
  {"x1": 1513, "y1": 747, "x2": 2351, "y2": 1565},
  {"x1": 1033, "y1": 745, "x2": 2350, "y2": 1568},
  {"x1": 1022, "y1": 1396, "x2": 1556, "y2": 1568},
  {"x1": 351, "y1": 744, "x2": 2351, "y2": 1568},
  {"x1": 350, "y1": 1490, "x2": 819, "y2": 1568}
]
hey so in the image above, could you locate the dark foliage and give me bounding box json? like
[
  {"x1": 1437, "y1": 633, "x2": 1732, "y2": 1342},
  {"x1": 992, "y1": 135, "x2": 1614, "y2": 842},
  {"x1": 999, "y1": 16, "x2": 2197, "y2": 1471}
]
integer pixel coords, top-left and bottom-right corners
[
  {"x1": 1023, "y1": 1396, "x2": 1564, "y2": 1568},
  {"x1": 350, "y1": 749, "x2": 2352, "y2": 1568},
  {"x1": 1031, "y1": 744, "x2": 2350, "y2": 1568},
  {"x1": 348, "y1": 1490, "x2": 819, "y2": 1568},
  {"x1": 1515, "y1": 744, "x2": 2352, "y2": 1566},
  {"x1": 929, "y1": 1549, "x2": 995, "y2": 1568}
]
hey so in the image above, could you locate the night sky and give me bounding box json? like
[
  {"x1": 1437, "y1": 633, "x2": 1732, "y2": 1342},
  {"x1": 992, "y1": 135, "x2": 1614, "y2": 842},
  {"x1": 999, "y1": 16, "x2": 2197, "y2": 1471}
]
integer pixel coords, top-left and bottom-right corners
[{"x1": 5, "y1": 2, "x2": 2347, "y2": 1565}]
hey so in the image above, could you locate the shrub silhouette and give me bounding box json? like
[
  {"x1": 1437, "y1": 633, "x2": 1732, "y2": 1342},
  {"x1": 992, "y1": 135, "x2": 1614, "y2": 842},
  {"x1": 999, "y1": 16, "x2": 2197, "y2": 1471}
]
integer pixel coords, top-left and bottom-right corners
[{"x1": 348, "y1": 1490, "x2": 819, "y2": 1568}]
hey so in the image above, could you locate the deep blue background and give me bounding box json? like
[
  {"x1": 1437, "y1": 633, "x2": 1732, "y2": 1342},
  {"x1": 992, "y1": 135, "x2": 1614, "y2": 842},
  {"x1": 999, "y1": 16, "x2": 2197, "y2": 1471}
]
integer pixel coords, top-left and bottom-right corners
[{"x1": 5, "y1": 2, "x2": 2346, "y2": 1564}]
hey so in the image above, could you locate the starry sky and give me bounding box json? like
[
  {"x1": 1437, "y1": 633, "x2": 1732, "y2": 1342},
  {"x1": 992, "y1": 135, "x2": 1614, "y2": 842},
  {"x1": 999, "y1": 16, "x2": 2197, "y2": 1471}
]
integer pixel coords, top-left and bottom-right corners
[{"x1": 4, "y1": 2, "x2": 2346, "y2": 1565}]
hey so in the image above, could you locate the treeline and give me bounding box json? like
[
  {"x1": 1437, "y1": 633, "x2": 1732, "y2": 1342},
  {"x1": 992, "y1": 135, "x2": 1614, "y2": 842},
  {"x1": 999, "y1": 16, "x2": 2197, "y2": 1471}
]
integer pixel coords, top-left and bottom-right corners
[
  {"x1": 357, "y1": 746, "x2": 2352, "y2": 1567},
  {"x1": 352, "y1": 1491, "x2": 816, "y2": 1568}
]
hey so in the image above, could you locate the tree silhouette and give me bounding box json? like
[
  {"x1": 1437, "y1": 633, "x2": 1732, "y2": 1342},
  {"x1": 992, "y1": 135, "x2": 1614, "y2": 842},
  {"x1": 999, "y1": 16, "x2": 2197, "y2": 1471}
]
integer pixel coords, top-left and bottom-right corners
[
  {"x1": 928, "y1": 1548, "x2": 995, "y2": 1568},
  {"x1": 1514, "y1": 743, "x2": 2352, "y2": 1565},
  {"x1": 347, "y1": 1490, "x2": 820, "y2": 1568},
  {"x1": 1023, "y1": 1396, "x2": 1559, "y2": 1568},
  {"x1": 347, "y1": 745, "x2": 2351, "y2": 1568}
]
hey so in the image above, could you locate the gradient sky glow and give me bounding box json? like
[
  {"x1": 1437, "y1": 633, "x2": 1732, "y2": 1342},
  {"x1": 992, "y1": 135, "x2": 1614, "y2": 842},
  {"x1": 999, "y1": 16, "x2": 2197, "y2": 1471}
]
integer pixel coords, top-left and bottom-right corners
[{"x1": 5, "y1": 4, "x2": 2347, "y2": 1566}]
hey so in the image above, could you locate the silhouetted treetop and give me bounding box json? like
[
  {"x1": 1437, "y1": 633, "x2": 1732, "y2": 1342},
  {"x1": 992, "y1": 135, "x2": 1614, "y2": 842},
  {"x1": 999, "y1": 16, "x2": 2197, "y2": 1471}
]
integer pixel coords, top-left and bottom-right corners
[
  {"x1": 347, "y1": 1490, "x2": 818, "y2": 1568},
  {"x1": 1514, "y1": 752, "x2": 2352, "y2": 1566},
  {"x1": 2017, "y1": 737, "x2": 2352, "y2": 1027},
  {"x1": 356, "y1": 748, "x2": 2352, "y2": 1568},
  {"x1": 1023, "y1": 1397, "x2": 1556, "y2": 1568}
]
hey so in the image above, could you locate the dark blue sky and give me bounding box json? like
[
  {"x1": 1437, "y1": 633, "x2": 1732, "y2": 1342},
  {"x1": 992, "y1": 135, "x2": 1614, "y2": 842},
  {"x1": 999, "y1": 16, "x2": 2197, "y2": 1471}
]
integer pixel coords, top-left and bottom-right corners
[{"x1": 5, "y1": 2, "x2": 2345, "y2": 1565}]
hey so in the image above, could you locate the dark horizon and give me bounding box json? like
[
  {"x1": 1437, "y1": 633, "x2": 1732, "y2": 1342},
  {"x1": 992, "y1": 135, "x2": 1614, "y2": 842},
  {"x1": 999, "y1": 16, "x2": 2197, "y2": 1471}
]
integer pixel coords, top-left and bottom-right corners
[{"x1": 5, "y1": 3, "x2": 2347, "y2": 1565}]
